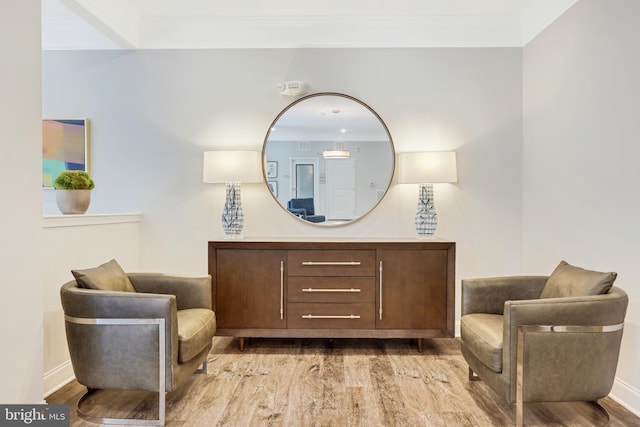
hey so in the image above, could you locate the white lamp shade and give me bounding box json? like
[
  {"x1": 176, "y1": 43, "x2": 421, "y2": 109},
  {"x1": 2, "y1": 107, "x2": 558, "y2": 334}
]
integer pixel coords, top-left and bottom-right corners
[
  {"x1": 398, "y1": 151, "x2": 458, "y2": 184},
  {"x1": 203, "y1": 151, "x2": 263, "y2": 183}
]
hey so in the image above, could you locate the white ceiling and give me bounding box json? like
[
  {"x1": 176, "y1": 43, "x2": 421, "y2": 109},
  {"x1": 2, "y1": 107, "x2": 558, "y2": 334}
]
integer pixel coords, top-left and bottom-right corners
[
  {"x1": 271, "y1": 94, "x2": 390, "y2": 142},
  {"x1": 42, "y1": 0, "x2": 579, "y2": 50}
]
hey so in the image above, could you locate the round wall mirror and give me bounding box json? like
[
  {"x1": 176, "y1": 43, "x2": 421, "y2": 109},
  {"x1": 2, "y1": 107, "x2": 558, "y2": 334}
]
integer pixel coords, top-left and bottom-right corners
[{"x1": 263, "y1": 93, "x2": 395, "y2": 226}]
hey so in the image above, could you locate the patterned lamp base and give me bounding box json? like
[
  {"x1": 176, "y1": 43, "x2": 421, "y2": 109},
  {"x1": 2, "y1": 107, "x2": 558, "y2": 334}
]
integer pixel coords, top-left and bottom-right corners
[
  {"x1": 415, "y1": 183, "x2": 437, "y2": 238},
  {"x1": 221, "y1": 182, "x2": 244, "y2": 238}
]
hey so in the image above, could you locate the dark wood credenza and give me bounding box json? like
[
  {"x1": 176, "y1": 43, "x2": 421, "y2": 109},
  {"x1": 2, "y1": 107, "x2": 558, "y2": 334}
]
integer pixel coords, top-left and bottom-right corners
[{"x1": 208, "y1": 238, "x2": 455, "y2": 351}]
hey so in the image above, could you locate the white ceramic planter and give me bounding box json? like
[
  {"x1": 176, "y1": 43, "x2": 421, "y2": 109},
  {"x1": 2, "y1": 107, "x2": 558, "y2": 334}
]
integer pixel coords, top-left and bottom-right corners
[{"x1": 55, "y1": 189, "x2": 91, "y2": 214}]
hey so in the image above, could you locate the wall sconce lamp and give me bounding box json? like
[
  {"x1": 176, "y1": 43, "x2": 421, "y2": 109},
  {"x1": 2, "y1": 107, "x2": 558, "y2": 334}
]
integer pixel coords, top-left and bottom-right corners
[
  {"x1": 398, "y1": 151, "x2": 457, "y2": 238},
  {"x1": 203, "y1": 150, "x2": 262, "y2": 238}
]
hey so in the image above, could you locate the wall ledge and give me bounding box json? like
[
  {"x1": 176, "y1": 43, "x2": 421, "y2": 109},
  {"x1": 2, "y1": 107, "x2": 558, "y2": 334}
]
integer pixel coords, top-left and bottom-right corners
[{"x1": 43, "y1": 213, "x2": 142, "y2": 228}]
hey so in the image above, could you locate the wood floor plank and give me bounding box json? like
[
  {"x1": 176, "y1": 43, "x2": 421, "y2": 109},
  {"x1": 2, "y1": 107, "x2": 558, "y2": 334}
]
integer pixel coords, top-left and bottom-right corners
[
  {"x1": 369, "y1": 354, "x2": 416, "y2": 426},
  {"x1": 45, "y1": 337, "x2": 640, "y2": 427},
  {"x1": 282, "y1": 344, "x2": 330, "y2": 426}
]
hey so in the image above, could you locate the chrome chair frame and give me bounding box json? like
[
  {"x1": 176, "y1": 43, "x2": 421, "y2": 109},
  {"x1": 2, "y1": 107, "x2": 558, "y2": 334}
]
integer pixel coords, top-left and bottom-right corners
[
  {"x1": 65, "y1": 315, "x2": 166, "y2": 426},
  {"x1": 516, "y1": 322, "x2": 624, "y2": 427}
]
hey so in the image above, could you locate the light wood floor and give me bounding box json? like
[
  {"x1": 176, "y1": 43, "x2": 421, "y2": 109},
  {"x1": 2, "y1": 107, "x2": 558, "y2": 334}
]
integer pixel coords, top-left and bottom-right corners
[{"x1": 47, "y1": 337, "x2": 639, "y2": 426}]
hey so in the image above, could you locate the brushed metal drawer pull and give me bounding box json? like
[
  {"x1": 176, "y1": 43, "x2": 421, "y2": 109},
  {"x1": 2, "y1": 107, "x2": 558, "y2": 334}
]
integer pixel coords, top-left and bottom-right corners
[
  {"x1": 301, "y1": 314, "x2": 361, "y2": 319},
  {"x1": 301, "y1": 261, "x2": 362, "y2": 266},
  {"x1": 301, "y1": 288, "x2": 361, "y2": 293},
  {"x1": 379, "y1": 261, "x2": 383, "y2": 320},
  {"x1": 280, "y1": 261, "x2": 284, "y2": 320}
]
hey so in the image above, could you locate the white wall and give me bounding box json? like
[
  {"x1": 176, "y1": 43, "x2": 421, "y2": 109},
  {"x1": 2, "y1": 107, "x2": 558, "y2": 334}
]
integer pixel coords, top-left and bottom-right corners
[
  {"x1": 523, "y1": 0, "x2": 640, "y2": 414},
  {"x1": 0, "y1": 0, "x2": 44, "y2": 403},
  {"x1": 42, "y1": 49, "x2": 525, "y2": 298}
]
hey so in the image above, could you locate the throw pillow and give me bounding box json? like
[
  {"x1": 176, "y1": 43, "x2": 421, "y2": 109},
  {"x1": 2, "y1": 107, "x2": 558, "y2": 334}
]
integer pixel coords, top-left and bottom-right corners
[
  {"x1": 539, "y1": 260, "x2": 616, "y2": 299},
  {"x1": 71, "y1": 259, "x2": 136, "y2": 292}
]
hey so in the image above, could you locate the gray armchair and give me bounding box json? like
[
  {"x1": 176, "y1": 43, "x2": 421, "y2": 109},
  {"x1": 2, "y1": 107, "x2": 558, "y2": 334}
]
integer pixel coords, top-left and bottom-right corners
[
  {"x1": 60, "y1": 260, "x2": 216, "y2": 426},
  {"x1": 460, "y1": 262, "x2": 627, "y2": 426}
]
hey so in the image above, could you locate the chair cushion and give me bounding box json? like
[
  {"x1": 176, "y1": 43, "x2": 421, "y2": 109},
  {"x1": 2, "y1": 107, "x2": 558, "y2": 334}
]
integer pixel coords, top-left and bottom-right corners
[
  {"x1": 540, "y1": 260, "x2": 617, "y2": 299},
  {"x1": 461, "y1": 313, "x2": 504, "y2": 373},
  {"x1": 71, "y1": 259, "x2": 136, "y2": 293},
  {"x1": 177, "y1": 308, "x2": 216, "y2": 363}
]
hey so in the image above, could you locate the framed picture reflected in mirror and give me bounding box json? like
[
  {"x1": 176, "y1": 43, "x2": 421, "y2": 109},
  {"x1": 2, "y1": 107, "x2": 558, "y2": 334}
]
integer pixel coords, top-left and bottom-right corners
[
  {"x1": 266, "y1": 161, "x2": 278, "y2": 178},
  {"x1": 268, "y1": 181, "x2": 278, "y2": 197}
]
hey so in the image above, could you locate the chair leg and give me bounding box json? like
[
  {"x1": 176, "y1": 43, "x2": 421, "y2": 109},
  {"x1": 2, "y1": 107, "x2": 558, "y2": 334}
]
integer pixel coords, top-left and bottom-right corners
[
  {"x1": 513, "y1": 399, "x2": 610, "y2": 427},
  {"x1": 68, "y1": 316, "x2": 167, "y2": 426},
  {"x1": 516, "y1": 326, "x2": 525, "y2": 427},
  {"x1": 590, "y1": 400, "x2": 611, "y2": 426},
  {"x1": 77, "y1": 388, "x2": 166, "y2": 426},
  {"x1": 515, "y1": 322, "x2": 623, "y2": 426},
  {"x1": 468, "y1": 367, "x2": 479, "y2": 381},
  {"x1": 516, "y1": 398, "x2": 523, "y2": 427}
]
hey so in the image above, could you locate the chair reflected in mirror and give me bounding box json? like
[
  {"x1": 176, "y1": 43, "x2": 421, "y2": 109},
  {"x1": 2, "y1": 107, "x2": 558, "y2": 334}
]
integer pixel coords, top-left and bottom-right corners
[{"x1": 287, "y1": 198, "x2": 325, "y2": 223}]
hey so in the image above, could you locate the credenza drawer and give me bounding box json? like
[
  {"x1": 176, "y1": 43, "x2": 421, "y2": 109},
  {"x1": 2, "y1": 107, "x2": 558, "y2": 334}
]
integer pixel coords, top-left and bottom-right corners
[
  {"x1": 287, "y1": 303, "x2": 375, "y2": 329},
  {"x1": 287, "y1": 250, "x2": 375, "y2": 277},
  {"x1": 288, "y1": 277, "x2": 375, "y2": 303}
]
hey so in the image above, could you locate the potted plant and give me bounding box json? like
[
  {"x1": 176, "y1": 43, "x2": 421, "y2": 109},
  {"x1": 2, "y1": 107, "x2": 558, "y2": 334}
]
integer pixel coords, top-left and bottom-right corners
[{"x1": 53, "y1": 170, "x2": 95, "y2": 214}]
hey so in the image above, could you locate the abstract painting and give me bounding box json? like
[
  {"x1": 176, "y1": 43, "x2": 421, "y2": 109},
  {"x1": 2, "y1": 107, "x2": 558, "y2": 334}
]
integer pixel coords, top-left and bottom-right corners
[{"x1": 42, "y1": 119, "x2": 89, "y2": 187}]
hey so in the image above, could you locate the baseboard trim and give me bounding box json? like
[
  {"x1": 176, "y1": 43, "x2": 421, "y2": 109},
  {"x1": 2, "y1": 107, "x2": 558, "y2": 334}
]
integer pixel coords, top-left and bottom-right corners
[
  {"x1": 610, "y1": 377, "x2": 640, "y2": 417},
  {"x1": 43, "y1": 359, "x2": 75, "y2": 399}
]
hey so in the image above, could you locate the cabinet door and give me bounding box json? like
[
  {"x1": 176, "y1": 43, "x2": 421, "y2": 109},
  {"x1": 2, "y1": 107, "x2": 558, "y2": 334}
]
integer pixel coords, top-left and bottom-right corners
[
  {"x1": 216, "y1": 249, "x2": 286, "y2": 329},
  {"x1": 376, "y1": 250, "x2": 448, "y2": 329}
]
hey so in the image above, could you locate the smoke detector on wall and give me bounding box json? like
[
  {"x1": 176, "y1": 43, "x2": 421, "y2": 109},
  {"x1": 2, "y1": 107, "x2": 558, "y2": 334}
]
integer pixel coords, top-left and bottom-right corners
[{"x1": 277, "y1": 80, "x2": 310, "y2": 97}]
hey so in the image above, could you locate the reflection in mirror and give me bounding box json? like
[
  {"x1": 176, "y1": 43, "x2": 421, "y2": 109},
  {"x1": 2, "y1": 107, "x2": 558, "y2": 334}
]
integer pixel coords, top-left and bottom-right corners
[
  {"x1": 296, "y1": 164, "x2": 314, "y2": 198},
  {"x1": 263, "y1": 93, "x2": 395, "y2": 226}
]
